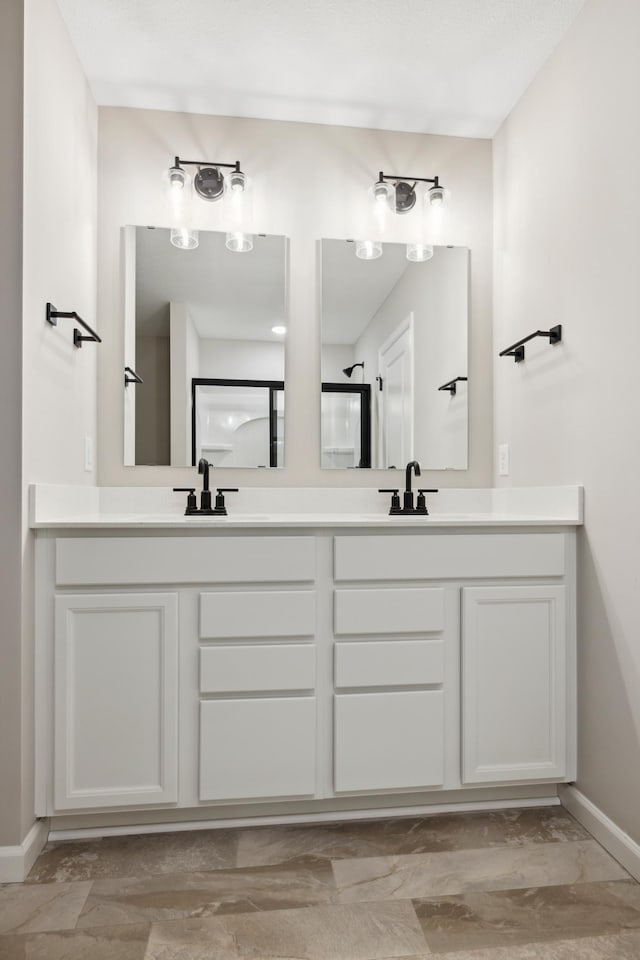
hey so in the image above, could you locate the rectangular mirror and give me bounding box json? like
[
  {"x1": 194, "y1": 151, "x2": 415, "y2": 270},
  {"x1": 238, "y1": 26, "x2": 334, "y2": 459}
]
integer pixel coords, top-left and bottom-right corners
[
  {"x1": 123, "y1": 226, "x2": 287, "y2": 467},
  {"x1": 320, "y1": 239, "x2": 468, "y2": 470}
]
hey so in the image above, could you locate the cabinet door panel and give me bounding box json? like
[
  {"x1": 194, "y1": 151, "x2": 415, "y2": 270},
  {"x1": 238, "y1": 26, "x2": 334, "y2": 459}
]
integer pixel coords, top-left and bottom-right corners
[
  {"x1": 334, "y1": 691, "x2": 444, "y2": 792},
  {"x1": 461, "y1": 585, "x2": 566, "y2": 783},
  {"x1": 54, "y1": 594, "x2": 178, "y2": 810},
  {"x1": 200, "y1": 698, "x2": 316, "y2": 801}
]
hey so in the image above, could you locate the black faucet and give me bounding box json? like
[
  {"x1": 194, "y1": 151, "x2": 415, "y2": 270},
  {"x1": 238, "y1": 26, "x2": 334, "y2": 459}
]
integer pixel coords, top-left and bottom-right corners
[
  {"x1": 198, "y1": 458, "x2": 214, "y2": 513},
  {"x1": 404, "y1": 460, "x2": 421, "y2": 512}
]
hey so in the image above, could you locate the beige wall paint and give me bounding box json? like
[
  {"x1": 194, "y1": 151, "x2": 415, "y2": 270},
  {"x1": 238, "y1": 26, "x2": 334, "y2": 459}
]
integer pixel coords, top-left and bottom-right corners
[
  {"x1": 494, "y1": 0, "x2": 640, "y2": 842},
  {"x1": 98, "y1": 108, "x2": 493, "y2": 488},
  {"x1": 0, "y1": 0, "x2": 25, "y2": 847}
]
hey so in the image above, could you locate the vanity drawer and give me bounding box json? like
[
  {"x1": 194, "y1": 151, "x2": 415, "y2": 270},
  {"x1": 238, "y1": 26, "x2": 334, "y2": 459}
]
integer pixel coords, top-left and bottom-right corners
[
  {"x1": 200, "y1": 590, "x2": 316, "y2": 639},
  {"x1": 334, "y1": 587, "x2": 444, "y2": 635},
  {"x1": 335, "y1": 639, "x2": 444, "y2": 688},
  {"x1": 56, "y1": 536, "x2": 316, "y2": 586},
  {"x1": 200, "y1": 644, "x2": 316, "y2": 694},
  {"x1": 334, "y1": 534, "x2": 565, "y2": 581}
]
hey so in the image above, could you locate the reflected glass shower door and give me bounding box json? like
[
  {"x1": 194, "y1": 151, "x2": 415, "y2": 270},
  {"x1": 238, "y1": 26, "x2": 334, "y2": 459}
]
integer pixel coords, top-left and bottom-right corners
[
  {"x1": 321, "y1": 383, "x2": 371, "y2": 468},
  {"x1": 192, "y1": 379, "x2": 284, "y2": 468}
]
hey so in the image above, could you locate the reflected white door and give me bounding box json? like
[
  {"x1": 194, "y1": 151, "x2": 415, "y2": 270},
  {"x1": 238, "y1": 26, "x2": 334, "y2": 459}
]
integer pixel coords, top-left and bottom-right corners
[{"x1": 378, "y1": 314, "x2": 414, "y2": 468}]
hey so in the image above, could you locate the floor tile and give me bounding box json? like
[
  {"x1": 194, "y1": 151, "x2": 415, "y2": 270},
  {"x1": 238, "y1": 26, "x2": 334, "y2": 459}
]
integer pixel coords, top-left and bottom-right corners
[
  {"x1": 0, "y1": 882, "x2": 92, "y2": 935},
  {"x1": 413, "y1": 928, "x2": 640, "y2": 959},
  {"x1": 144, "y1": 900, "x2": 427, "y2": 960},
  {"x1": 414, "y1": 878, "x2": 640, "y2": 953},
  {"x1": 332, "y1": 839, "x2": 629, "y2": 903},
  {"x1": 27, "y1": 829, "x2": 238, "y2": 883},
  {"x1": 0, "y1": 922, "x2": 149, "y2": 960},
  {"x1": 76, "y1": 861, "x2": 336, "y2": 927},
  {"x1": 236, "y1": 807, "x2": 590, "y2": 868}
]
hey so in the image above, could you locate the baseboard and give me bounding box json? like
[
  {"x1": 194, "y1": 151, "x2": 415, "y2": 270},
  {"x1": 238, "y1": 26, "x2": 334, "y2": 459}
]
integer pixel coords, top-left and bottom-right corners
[
  {"x1": 48, "y1": 795, "x2": 559, "y2": 841},
  {"x1": 560, "y1": 785, "x2": 640, "y2": 882},
  {"x1": 0, "y1": 820, "x2": 49, "y2": 882}
]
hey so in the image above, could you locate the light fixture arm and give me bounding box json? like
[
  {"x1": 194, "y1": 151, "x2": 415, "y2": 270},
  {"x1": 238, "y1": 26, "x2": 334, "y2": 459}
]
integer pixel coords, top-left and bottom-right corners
[
  {"x1": 173, "y1": 157, "x2": 242, "y2": 173},
  {"x1": 378, "y1": 171, "x2": 441, "y2": 188}
]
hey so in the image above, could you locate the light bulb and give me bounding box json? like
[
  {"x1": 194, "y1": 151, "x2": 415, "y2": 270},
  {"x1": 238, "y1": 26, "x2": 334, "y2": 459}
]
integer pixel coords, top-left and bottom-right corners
[
  {"x1": 355, "y1": 240, "x2": 382, "y2": 260},
  {"x1": 406, "y1": 243, "x2": 434, "y2": 262},
  {"x1": 226, "y1": 232, "x2": 254, "y2": 253},
  {"x1": 271, "y1": 325, "x2": 287, "y2": 335},
  {"x1": 170, "y1": 227, "x2": 199, "y2": 250}
]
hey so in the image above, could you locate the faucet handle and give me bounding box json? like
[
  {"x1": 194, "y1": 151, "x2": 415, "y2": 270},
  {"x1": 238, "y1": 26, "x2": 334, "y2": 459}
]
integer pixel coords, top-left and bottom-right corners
[
  {"x1": 213, "y1": 488, "x2": 239, "y2": 516},
  {"x1": 173, "y1": 487, "x2": 198, "y2": 515},
  {"x1": 416, "y1": 488, "x2": 439, "y2": 515},
  {"x1": 378, "y1": 488, "x2": 401, "y2": 515}
]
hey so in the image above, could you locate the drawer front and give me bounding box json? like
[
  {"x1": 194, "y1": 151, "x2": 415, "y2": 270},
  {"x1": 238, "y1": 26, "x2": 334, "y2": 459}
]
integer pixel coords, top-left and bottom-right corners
[
  {"x1": 335, "y1": 639, "x2": 444, "y2": 688},
  {"x1": 200, "y1": 644, "x2": 316, "y2": 694},
  {"x1": 56, "y1": 536, "x2": 316, "y2": 586},
  {"x1": 334, "y1": 691, "x2": 444, "y2": 792},
  {"x1": 334, "y1": 588, "x2": 444, "y2": 635},
  {"x1": 199, "y1": 697, "x2": 317, "y2": 801},
  {"x1": 200, "y1": 590, "x2": 316, "y2": 639},
  {"x1": 334, "y1": 534, "x2": 565, "y2": 581}
]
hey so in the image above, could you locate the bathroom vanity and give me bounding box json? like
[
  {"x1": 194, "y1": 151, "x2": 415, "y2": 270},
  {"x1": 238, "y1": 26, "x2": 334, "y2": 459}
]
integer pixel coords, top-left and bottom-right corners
[{"x1": 32, "y1": 485, "x2": 581, "y2": 827}]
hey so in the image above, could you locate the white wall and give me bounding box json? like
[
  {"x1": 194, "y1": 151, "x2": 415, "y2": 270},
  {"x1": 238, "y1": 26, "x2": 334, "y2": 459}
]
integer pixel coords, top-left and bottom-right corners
[
  {"x1": 199, "y1": 339, "x2": 285, "y2": 381},
  {"x1": 0, "y1": 0, "x2": 25, "y2": 847},
  {"x1": 494, "y1": 0, "x2": 640, "y2": 843},
  {"x1": 0, "y1": 0, "x2": 98, "y2": 846},
  {"x1": 98, "y1": 108, "x2": 493, "y2": 487}
]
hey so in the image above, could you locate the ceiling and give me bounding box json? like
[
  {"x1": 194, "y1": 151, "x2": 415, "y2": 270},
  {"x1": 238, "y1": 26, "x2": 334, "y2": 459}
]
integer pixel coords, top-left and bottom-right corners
[{"x1": 55, "y1": 0, "x2": 587, "y2": 138}]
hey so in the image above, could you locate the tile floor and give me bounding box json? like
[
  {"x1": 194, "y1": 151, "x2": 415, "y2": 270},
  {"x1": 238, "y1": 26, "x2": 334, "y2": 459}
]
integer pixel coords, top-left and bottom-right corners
[{"x1": 1, "y1": 806, "x2": 640, "y2": 958}]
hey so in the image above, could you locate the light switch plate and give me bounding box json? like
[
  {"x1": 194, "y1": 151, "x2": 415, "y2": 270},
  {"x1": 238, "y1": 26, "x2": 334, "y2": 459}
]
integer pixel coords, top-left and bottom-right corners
[{"x1": 498, "y1": 442, "x2": 510, "y2": 477}]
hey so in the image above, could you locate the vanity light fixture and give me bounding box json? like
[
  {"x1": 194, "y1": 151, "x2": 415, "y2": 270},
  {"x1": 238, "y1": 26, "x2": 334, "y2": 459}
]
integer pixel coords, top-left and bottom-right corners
[
  {"x1": 373, "y1": 171, "x2": 445, "y2": 215},
  {"x1": 167, "y1": 156, "x2": 253, "y2": 252}
]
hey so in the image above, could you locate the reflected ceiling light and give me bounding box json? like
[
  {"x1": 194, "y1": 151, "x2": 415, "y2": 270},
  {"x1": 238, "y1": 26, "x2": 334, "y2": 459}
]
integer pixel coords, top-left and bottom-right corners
[
  {"x1": 170, "y1": 227, "x2": 199, "y2": 250},
  {"x1": 406, "y1": 242, "x2": 434, "y2": 262},
  {"x1": 225, "y1": 232, "x2": 254, "y2": 253},
  {"x1": 271, "y1": 324, "x2": 287, "y2": 335},
  {"x1": 355, "y1": 240, "x2": 382, "y2": 260},
  {"x1": 343, "y1": 362, "x2": 364, "y2": 378},
  {"x1": 372, "y1": 170, "x2": 445, "y2": 214}
]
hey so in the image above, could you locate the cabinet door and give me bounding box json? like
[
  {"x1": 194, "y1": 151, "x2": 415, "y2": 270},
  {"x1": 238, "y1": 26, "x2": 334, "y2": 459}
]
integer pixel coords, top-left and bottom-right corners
[
  {"x1": 200, "y1": 697, "x2": 316, "y2": 801},
  {"x1": 54, "y1": 593, "x2": 178, "y2": 810},
  {"x1": 461, "y1": 585, "x2": 566, "y2": 784},
  {"x1": 334, "y1": 691, "x2": 444, "y2": 792}
]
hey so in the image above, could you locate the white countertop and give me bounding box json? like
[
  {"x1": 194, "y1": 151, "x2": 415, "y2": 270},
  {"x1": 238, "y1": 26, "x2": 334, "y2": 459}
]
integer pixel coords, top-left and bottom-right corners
[{"x1": 29, "y1": 485, "x2": 584, "y2": 529}]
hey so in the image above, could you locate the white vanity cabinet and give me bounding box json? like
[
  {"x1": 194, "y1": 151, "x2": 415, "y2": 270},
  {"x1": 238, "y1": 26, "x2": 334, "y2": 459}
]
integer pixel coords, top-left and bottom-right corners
[{"x1": 35, "y1": 521, "x2": 576, "y2": 822}]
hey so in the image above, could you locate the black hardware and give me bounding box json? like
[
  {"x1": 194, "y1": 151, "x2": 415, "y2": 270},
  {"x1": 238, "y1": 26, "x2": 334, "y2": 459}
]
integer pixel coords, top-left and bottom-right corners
[
  {"x1": 173, "y1": 487, "x2": 198, "y2": 515},
  {"x1": 403, "y1": 460, "x2": 421, "y2": 512},
  {"x1": 416, "y1": 488, "x2": 439, "y2": 515},
  {"x1": 124, "y1": 366, "x2": 143, "y2": 386},
  {"x1": 378, "y1": 488, "x2": 401, "y2": 514},
  {"x1": 213, "y1": 487, "x2": 239, "y2": 516},
  {"x1": 438, "y1": 376, "x2": 467, "y2": 396},
  {"x1": 376, "y1": 376, "x2": 383, "y2": 391},
  {"x1": 499, "y1": 325, "x2": 562, "y2": 363},
  {"x1": 173, "y1": 156, "x2": 241, "y2": 173},
  {"x1": 342, "y1": 362, "x2": 364, "y2": 378},
  {"x1": 46, "y1": 302, "x2": 102, "y2": 348},
  {"x1": 197, "y1": 458, "x2": 214, "y2": 513}
]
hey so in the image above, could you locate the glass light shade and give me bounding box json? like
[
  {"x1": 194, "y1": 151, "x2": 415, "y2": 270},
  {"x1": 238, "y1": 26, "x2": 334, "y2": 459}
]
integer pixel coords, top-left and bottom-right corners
[
  {"x1": 170, "y1": 227, "x2": 199, "y2": 250},
  {"x1": 428, "y1": 183, "x2": 445, "y2": 206},
  {"x1": 406, "y1": 242, "x2": 434, "y2": 262},
  {"x1": 226, "y1": 232, "x2": 254, "y2": 253},
  {"x1": 355, "y1": 240, "x2": 383, "y2": 260},
  {"x1": 228, "y1": 169, "x2": 246, "y2": 192}
]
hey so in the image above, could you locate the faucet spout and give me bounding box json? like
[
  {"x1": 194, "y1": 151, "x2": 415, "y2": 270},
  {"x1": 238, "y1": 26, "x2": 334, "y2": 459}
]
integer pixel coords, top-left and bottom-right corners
[
  {"x1": 198, "y1": 458, "x2": 213, "y2": 512},
  {"x1": 403, "y1": 460, "x2": 421, "y2": 512}
]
